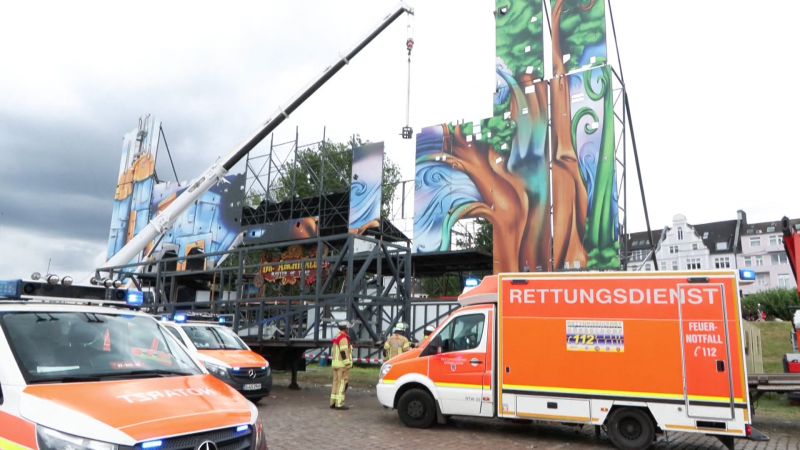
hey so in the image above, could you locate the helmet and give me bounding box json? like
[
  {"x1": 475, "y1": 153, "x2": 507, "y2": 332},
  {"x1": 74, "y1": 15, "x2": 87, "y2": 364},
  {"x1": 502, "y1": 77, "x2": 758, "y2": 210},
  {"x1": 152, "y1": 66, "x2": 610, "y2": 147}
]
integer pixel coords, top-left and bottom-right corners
[
  {"x1": 425, "y1": 325, "x2": 435, "y2": 334},
  {"x1": 337, "y1": 320, "x2": 349, "y2": 329},
  {"x1": 393, "y1": 322, "x2": 405, "y2": 333}
]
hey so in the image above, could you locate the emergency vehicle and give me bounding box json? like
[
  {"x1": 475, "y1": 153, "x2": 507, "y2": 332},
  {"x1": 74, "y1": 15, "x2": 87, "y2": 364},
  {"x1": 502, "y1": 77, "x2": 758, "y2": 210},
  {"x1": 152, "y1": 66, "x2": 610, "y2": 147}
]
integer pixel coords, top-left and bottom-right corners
[
  {"x1": 377, "y1": 270, "x2": 770, "y2": 450},
  {"x1": 0, "y1": 293, "x2": 267, "y2": 450},
  {"x1": 160, "y1": 314, "x2": 272, "y2": 403}
]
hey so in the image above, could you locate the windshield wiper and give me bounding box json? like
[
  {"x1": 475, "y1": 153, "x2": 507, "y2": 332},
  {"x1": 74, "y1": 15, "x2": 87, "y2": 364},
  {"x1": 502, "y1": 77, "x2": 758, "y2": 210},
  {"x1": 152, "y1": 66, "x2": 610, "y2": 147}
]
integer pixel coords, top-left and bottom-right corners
[
  {"x1": 30, "y1": 375, "x2": 103, "y2": 384},
  {"x1": 97, "y1": 369, "x2": 194, "y2": 379}
]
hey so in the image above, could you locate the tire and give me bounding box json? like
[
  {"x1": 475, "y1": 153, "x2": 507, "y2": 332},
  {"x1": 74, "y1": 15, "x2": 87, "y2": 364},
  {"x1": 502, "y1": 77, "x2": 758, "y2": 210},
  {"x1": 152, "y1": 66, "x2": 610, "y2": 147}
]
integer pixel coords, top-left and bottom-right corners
[
  {"x1": 606, "y1": 408, "x2": 655, "y2": 450},
  {"x1": 248, "y1": 396, "x2": 264, "y2": 404},
  {"x1": 397, "y1": 388, "x2": 437, "y2": 429}
]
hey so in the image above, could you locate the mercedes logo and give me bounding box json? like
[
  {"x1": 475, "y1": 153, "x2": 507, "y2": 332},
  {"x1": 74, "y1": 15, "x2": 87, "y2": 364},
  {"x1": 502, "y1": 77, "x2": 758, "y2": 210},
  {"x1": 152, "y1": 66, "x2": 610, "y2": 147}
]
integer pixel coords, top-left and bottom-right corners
[
  {"x1": 248, "y1": 369, "x2": 256, "y2": 379},
  {"x1": 196, "y1": 441, "x2": 218, "y2": 450}
]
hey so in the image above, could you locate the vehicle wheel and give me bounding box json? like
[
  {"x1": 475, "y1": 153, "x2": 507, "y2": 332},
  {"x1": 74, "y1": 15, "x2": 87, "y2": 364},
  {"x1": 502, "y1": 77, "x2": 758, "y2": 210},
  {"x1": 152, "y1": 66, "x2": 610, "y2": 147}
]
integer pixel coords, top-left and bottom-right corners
[
  {"x1": 606, "y1": 408, "x2": 654, "y2": 450},
  {"x1": 397, "y1": 388, "x2": 437, "y2": 428},
  {"x1": 248, "y1": 397, "x2": 264, "y2": 404}
]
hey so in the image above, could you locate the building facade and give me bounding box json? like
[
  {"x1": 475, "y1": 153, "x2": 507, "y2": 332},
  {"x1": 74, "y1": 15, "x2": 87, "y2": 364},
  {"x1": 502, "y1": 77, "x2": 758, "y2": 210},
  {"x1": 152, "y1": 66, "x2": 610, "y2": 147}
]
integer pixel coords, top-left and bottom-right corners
[
  {"x1": 736, "y1": 212, "x2": 798, "y2": 295},
  {"x1": 624, "y1": 210, "x2": 798, "y2": 296}
]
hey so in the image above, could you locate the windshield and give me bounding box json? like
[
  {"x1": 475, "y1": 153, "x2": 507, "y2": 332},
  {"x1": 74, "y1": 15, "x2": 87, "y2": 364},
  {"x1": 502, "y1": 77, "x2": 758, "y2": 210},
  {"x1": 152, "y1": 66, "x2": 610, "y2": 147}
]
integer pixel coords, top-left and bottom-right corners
[
  {"x1": 0, "y1": 311, "x2": 203, "y2": 383},
  {"x1": 182, "y1": 325, "x2": 249, "y2": 350}
]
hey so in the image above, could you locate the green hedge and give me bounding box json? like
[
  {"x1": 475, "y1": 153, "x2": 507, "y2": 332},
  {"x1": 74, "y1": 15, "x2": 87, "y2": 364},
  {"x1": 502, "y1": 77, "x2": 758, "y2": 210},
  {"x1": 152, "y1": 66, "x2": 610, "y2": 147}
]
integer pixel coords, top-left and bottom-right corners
[{"x1": 741, "y1": 288, "x2": 799, "y2": 321}]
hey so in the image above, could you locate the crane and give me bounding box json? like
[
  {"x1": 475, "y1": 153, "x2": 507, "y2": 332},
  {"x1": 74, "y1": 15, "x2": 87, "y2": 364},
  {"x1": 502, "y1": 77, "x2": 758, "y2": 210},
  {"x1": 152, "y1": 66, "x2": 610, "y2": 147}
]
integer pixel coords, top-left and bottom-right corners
[{"x1": 99, "y1": 2, "x2": 414, "y2": 275}]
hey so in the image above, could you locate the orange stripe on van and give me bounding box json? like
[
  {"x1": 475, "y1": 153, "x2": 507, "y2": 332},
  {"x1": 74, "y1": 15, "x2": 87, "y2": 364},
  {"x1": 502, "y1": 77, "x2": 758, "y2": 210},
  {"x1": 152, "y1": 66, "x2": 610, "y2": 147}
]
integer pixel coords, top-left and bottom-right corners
[{"x1": 0, "y1": 410, "x2": 37, "y2": 449}]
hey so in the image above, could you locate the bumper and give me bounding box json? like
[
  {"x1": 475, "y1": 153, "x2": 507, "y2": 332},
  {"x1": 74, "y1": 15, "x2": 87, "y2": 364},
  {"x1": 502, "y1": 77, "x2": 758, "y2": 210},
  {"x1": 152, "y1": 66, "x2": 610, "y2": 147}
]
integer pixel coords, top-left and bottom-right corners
[
  {"x1": 217, "y1": 372, "x2": 274, "y2": 399},
  {"x1": 377, "y1": 382, "x2": 397, "y2": 408}
]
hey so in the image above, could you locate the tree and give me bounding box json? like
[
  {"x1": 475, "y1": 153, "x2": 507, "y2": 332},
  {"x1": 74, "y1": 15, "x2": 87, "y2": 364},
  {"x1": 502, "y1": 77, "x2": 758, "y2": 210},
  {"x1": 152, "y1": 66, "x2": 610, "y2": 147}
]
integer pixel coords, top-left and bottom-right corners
[{"x1": 270, "y1": 135, "x2": 401, "y2": 217}]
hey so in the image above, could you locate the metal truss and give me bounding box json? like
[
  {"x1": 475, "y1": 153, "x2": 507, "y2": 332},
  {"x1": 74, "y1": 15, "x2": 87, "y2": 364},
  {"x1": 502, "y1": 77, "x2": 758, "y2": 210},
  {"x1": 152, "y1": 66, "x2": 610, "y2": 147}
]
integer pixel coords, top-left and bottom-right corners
[{"x1": 101, "y1": 232, "x2": 412, "y2": 351}]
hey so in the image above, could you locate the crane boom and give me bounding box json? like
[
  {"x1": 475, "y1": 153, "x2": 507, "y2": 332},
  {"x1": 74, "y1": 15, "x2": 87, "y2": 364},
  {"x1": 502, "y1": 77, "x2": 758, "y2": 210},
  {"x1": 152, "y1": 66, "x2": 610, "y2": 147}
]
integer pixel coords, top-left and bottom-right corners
[{"x1": 101, "y1": 2, "x2": 414, "y2": 272}]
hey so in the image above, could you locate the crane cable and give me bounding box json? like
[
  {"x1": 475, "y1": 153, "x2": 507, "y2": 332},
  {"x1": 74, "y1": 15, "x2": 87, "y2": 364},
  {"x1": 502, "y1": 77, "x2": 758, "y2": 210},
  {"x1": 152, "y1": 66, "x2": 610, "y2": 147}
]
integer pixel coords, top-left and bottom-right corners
[{"x1": 402, "y1": 13, "x2": 414, "y2": 138}]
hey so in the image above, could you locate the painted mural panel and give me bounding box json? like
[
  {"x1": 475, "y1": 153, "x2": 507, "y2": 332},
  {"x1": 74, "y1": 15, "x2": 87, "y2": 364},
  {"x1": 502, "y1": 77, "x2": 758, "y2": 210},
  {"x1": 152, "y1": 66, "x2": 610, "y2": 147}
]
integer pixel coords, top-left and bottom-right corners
[
  {"x1": 349, "y1": 142, "x2": 384, "y2": 234},
  {"x1": 106, "y1": 116, "x2": 160, "y2": 269},
  {"x1": 495, "y1": 0, "x2": 545, "y2": 99},
  {"x1": 551, "y1": 0, "x2": 607, "y2": 76},
  {"x1": 147, "y1": 173, "x2": 245, "y2": 270},
  {"x1": 413, "y1": 94, "x2": 551, "y2": 273},
  {"x1": 551, "y1": 65, "x2": 619, "y2": 270}
]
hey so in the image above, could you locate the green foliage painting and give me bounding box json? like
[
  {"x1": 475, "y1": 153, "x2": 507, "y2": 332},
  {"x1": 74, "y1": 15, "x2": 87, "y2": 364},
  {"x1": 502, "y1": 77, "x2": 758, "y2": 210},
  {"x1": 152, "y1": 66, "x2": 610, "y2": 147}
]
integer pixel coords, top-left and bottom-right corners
[{"x1": 551, "y1": 0, "x2": 607, "y2": 75}]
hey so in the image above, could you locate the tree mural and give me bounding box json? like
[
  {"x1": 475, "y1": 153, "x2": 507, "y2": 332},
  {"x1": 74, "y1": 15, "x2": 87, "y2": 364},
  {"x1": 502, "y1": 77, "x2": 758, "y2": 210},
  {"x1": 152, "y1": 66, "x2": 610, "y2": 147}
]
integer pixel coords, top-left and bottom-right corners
[
  {"x1": 414, "y1": 0, "x2": 619, "y2": 272},
  {"x1": 551, "y1": 0, "x2": 618, "y2": 269}
]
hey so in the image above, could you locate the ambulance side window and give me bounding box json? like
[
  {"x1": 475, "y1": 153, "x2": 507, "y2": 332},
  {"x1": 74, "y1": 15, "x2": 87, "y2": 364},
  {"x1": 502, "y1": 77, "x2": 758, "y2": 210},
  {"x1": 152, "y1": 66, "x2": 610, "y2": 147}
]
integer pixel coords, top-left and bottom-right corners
[{"x1": 435, "y1": 314, "x2": 485, "y2": 353}]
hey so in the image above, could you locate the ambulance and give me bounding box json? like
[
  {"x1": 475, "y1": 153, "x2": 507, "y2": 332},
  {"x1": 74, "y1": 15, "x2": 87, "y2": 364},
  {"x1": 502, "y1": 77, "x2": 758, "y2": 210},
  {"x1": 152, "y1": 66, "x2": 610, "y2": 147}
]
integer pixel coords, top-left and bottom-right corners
[
  {"x1": 160, "y1": 314, "x2": 272, "y2": 403},
  {"x1": 0, "y1": 295, "x2": 268, "y2": 450},
  {"x1": 377, "y1": 270, "x2": 770, "y2": 450}
]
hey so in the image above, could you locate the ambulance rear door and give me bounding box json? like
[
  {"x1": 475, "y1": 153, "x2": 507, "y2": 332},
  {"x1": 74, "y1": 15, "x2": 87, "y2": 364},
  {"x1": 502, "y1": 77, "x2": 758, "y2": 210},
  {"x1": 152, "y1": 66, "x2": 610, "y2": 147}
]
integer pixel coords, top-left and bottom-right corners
[{"x1": 678, "y1": 279, "x2": 735, "y2": 420}]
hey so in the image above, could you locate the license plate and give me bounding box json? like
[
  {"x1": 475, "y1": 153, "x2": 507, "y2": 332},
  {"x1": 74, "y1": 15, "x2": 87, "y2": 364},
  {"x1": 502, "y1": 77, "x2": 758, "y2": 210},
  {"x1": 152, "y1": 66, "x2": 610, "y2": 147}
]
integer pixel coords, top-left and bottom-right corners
[{"x1": 243, "y1": 383, "x2": 261, "y2": 391}]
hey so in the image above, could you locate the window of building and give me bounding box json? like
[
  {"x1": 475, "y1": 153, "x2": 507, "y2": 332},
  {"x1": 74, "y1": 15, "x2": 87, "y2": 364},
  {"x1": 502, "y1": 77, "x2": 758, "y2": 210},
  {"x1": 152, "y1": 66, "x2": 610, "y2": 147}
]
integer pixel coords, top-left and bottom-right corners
[
  {"x1": 645, "y1": 264, "x2": 652, "y2": 271},
  {"x1": 691, "y1": 243, "x2": 698, "y2": 250},
  {"x1": 686, "y1": 258, "x2": 701, "y2": 270},
  {"x1": 703, "y1": 232, "x2": 709, "y2": 239},
  {"x1": 660, "y1": 262, "x2": 667, "y2": 271},
  {"x1": 669, "y1": 245, "x2": 679, "y2": 254},
  {"x1": 778, "y1": 274, "x2": 792, "y2": 288},
  {"x1": 770, "y1": 253, "x2": 788, "y2": 265},
  {"x1": 769, "y1": 235, "x2": 782, "y2": 246},
  {"x1": 671, "y1": 261, "x2": 678, "y2": 270},
  {"x1": 573, "y1": 261, "x2": 580, "y2": 269},
  {"x1": 677, "y1": 227, "x2": 683, "y2": 240},
  {"x1": 756, "y1": 273, "x2": 769, "y2": 287},
  {"x1": 716, "y1": 242, "x2": 728, "y2": 251},
  {"x1": 564, "y1": 262, "x2": 570, "y2": 269},
  {"x1": 750, "y1": 237, "x2": 761, "y2": 247},
  {"x1": 755, "y1": 256, "x2": 763, "y2": 266},
  {"x1": 714, "y1": 257, "x2": 731, "y2": 269},
  {"x1": 767, "y1": 226, "x2": 776, "y2": 233},
  {"x1": 744, "y1": 256, "x2": 752, "y2": 267}
]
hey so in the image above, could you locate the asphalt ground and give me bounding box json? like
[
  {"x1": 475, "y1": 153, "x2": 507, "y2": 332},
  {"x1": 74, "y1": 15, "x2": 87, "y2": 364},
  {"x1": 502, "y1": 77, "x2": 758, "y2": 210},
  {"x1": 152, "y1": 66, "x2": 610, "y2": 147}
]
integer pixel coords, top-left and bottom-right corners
[{"x1": 257, "y1": 375, "x2": 800, "y2": 450}]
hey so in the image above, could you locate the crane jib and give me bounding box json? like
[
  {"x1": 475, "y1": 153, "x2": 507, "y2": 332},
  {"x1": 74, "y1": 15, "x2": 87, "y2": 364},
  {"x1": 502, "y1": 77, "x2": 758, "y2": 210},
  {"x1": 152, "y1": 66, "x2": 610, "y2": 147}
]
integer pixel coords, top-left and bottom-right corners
[{"x1": 100, "y1": 2, "x2": 413, "y2": 271}]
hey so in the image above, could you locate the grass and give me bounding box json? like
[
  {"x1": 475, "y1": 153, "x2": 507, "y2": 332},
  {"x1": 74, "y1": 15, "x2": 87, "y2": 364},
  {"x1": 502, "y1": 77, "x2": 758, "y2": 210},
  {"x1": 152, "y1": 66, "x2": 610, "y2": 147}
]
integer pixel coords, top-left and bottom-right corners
[
  {"x1": 752, "y1": 394, "x2": 800, "y2": 421},
  {"x1": 751, "y1": 321, "x2": 795, "y2": 374}
]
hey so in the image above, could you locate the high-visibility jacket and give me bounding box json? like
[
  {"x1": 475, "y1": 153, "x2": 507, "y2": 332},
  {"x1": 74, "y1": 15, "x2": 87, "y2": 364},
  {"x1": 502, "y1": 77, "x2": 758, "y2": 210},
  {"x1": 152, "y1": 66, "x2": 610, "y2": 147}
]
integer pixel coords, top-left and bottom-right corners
[
  {"x1": 332, "y1": 331, "x2": 352, "y2": 368},
  {"x1": 384, "y1": 333, "x2": 410, "y2": 360}
]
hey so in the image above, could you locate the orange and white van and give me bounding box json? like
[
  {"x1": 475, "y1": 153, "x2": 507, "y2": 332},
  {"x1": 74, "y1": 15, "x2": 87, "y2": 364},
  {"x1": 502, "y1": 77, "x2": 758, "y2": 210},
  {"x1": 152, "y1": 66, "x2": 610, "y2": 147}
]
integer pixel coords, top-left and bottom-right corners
[
  {"x1": 161, "y1": 316, "x2": 272, "y2": 403},
  {"x1": 0, "y1": 299, "x2": 267, "y2": 450},
  {"x1": 377, "y1": 270, "x2": 770, "y2": 450}
]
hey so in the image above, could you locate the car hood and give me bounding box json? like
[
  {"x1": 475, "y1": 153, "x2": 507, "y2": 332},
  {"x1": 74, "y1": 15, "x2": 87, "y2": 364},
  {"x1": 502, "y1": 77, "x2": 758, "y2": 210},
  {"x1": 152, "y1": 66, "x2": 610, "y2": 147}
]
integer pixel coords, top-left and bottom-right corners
[
  {"x1": 198, "y1": 349, "x2": 267, "y2": 368},
  {"x1": 20, "y1": 374, "x2": 256, "y2": 445}
]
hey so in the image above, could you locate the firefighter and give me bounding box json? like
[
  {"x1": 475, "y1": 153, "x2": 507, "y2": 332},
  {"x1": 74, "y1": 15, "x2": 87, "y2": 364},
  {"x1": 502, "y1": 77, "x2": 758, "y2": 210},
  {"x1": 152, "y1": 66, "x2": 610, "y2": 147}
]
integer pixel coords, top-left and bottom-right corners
[
  {"x1": 384, "y1": 324, "x2": 410, "y2": 360},
  {"x1": 423, "y1": 325, "x2": 435, "y2": 340},
  {"x1": 330, "y1": 320, "x2": 352, "y2": 410}
]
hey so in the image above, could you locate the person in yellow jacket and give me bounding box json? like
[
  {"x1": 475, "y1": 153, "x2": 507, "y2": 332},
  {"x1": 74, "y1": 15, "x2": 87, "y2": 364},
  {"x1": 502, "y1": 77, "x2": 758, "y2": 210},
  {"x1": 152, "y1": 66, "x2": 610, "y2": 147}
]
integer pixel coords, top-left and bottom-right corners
[
  {"x1": 383, "y1": 324, "x2": 410, "y2": 360},
  {"x1": 330, "y1": 321, "x2": 352, "y2": 410}
]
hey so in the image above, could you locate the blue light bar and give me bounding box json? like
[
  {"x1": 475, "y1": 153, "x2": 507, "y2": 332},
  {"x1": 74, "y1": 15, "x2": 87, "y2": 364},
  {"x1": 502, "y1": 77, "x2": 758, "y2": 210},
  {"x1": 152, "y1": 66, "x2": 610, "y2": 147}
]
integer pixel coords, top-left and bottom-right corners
[
  {"x1": 174, "y1": 314, "x2": 187, "y2": 323},
  {"x1": 464, "y1": 277, "x2": 479, "y2": 287},
  {"x1": 236, "y1": 425, "x2": 248, "y2": 432},
  {"x1": 126, "y1": 290, "x2": 144, "y2": 306},
  {"x1": 142, "y1": 440, "x2": 163, "y2": 449},
  {"x1": 160, "y1": 316, "x2": 169, "y2": 322},
  {"x1": 218, "y1": 317, "x2": 226, "y2": 324},
  {"x1": 0, "y1": 279, "x2": 22, "y2": 299},
  {"x1": 739, "y1": 269, "x2": 756, "y2": 281}
]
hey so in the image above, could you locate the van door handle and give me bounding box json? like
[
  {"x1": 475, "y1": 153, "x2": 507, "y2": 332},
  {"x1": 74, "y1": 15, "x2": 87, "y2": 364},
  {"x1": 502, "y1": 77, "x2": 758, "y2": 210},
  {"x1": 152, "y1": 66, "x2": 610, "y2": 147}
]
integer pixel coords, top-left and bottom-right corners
[
  {"x1": 470, "y1": 358, "x2": 483, "y2": 364},
  {"x1": 716, "y1": 360, "x2": 725, "y2": 372}
]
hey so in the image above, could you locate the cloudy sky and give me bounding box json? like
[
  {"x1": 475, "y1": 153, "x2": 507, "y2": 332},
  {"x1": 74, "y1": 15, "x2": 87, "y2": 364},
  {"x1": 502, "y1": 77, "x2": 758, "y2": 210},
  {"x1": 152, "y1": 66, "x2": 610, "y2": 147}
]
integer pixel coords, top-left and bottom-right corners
[{"x1": 1, "y1": 0, "x2": 798, "y2": 282}]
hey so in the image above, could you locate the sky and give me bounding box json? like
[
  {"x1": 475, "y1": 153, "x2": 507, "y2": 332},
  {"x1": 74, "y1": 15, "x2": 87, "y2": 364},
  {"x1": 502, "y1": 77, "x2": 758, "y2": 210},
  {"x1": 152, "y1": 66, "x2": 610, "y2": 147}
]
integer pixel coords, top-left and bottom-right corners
[{"x1": 1, "y1": 0, "x2": 798, "y2": 283}]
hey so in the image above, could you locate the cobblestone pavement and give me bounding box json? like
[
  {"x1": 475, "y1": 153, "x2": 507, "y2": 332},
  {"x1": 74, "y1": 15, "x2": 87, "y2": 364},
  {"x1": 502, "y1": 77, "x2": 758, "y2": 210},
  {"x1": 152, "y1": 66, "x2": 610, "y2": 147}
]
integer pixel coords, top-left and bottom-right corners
[{"x1": 258, "y1": 384, "x2": 800, "y2": 450}]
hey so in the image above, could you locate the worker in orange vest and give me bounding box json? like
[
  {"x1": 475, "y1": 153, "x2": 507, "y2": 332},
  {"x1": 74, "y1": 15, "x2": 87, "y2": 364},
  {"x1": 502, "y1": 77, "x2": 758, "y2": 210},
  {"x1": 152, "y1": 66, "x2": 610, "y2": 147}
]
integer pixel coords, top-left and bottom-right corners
[{"x1": 330, "y1": 321, "x2": 352, "y2": 410}]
